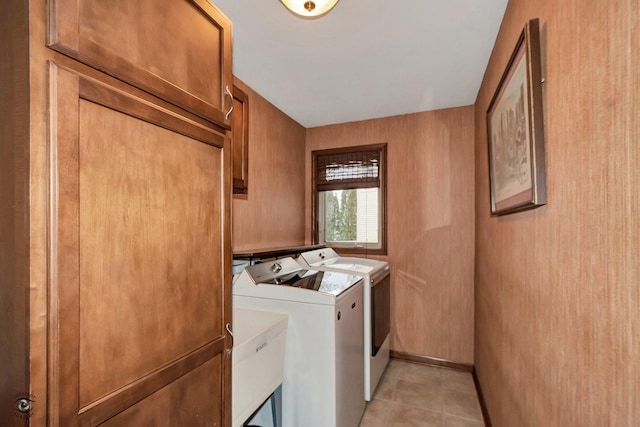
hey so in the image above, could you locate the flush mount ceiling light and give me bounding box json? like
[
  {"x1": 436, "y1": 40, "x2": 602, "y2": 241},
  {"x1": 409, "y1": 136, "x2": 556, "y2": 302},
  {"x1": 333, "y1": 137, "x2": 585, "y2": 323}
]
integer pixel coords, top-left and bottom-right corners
[{"x1": 280, "y1": 0, "x2": 340, "y2": 18}]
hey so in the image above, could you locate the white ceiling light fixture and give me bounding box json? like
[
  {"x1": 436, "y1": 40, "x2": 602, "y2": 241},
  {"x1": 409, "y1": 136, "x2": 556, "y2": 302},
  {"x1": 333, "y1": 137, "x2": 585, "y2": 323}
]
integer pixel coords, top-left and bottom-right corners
[{"x1": 279, "y1": 0, "x2": 340, "y2": 18}]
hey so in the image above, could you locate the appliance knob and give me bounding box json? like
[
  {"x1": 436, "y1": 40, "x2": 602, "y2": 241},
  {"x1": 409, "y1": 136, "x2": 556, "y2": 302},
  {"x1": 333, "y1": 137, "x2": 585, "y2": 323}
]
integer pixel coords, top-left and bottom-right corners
[{"x1": 270, "y1": 262, "x2": 282, "y2": 273}]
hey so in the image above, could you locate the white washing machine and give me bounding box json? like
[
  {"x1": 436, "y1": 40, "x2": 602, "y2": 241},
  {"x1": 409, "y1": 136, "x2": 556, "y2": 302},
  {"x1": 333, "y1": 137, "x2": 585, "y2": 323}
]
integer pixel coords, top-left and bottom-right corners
[
  {"x1": 297, "y1": 248, "x2": 390, "y2": 401},
  {"x1": 233, "y1": 257, "x2": 366, "y2": 427}
]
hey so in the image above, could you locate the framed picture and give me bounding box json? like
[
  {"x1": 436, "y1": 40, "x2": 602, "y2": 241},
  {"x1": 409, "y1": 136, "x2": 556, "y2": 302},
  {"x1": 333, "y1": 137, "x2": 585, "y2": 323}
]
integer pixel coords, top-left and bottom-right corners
[{"x1": 487, "y1": 18, "x2": 546, "y2": 215}]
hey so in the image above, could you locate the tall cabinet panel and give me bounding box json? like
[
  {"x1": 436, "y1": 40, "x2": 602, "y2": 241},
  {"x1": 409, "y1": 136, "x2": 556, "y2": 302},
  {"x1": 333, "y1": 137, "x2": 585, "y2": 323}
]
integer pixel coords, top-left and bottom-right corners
[
  {"x1": 0, "y1": 0, "x2": 29, "y2": 422},
  {"x1": 0, "y1": 0, "x2": 233, "y2": 424},
  {"x1": 48, "y1": 64, "x2": 231, "y2": 426}
]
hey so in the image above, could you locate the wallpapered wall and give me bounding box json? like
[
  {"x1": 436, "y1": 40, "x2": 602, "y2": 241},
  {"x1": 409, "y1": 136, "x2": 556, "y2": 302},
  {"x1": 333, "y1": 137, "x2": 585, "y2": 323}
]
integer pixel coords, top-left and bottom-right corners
[
  {"x1": 306, "y1": 107, "x2": 476, "y2": 363},
  {"x1": 231, "y1": 78, "x2": 307, "y2": 251},
  {"x1": 232, "y1": 74, "x2": 476, "y2": 362},
  {"x1": 474, "y1": 0, "x2": 639, "y2": 425}
]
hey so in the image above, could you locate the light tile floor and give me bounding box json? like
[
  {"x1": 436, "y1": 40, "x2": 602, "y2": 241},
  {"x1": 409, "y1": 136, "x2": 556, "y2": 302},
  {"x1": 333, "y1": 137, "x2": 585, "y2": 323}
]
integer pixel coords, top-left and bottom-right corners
[{"x1": 359, "y1": 360, "x2": 485, "y2": 427}]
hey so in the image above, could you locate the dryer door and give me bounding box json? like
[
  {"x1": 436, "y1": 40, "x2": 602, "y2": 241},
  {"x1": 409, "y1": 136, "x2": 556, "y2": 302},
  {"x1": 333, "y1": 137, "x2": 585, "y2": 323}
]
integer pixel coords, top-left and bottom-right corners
[{"x1": 371, "y1": 270, "x2": 391, "y2": 356}]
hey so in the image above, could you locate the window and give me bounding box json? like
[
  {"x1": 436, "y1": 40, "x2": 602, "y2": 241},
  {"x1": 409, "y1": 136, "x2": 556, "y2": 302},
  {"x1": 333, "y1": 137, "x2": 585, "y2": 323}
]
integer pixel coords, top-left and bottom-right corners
[{"x1": 312, "y1": 144, "x2": 387, "y2": 255}]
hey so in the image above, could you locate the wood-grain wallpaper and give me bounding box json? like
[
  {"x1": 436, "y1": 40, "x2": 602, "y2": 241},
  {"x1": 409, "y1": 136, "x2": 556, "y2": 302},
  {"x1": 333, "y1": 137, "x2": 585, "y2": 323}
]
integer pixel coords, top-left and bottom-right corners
[
  {"x1": 474, "y1": 0, "x2": 639, "y2": 425},
  {"x1": 231, "y1": 78, "x2": 307, "y2": 251},
  {"x1": 306, "y1": 107, "x2": 475, "y2": 363}
]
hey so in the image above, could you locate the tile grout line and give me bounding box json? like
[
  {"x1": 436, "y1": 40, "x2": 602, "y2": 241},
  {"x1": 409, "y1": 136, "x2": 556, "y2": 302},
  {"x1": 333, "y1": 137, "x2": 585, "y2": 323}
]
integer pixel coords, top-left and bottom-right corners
[{"x1": 364, "y1": 359, "x2": 485, "y2": 426}]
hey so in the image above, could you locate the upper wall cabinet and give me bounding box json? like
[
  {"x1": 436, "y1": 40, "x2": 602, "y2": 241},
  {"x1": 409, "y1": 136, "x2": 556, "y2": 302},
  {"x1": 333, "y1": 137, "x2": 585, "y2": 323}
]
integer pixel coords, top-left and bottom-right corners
[
  {"x1": 232, "y1": 85, "x2": 249, "y2": 194},
  {"x1": 48, "y1": 0, "x2": 233, "y2": 129}
]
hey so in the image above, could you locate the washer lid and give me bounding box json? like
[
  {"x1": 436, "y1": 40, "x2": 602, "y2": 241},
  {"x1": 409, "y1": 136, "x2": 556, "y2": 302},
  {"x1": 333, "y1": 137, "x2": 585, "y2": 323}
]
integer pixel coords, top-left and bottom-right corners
[
  {"x1": 261, "y1": 269, "x2": 362, "y2": 296},
  {"x1": 314, "y1": 270, "x2": 363, "y2": 296},
  {"x1": 237, "y1": 257, "x2": 363, "y2": 298}
]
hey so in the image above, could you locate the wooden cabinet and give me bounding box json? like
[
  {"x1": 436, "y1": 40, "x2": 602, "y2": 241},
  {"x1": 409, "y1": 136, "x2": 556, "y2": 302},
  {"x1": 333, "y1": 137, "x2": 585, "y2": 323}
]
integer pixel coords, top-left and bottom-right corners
[
  {"x1": 232, "y1": 85, "x2": 250, "y2": 194},
  {"x1": 48, "y1": 0, "x2": 234, "y2": 129},
  {"x1": 1, "y1": 0, "x2": 233, "y2": 425},
  {"x1": 50, "y1": 64, "x2": 231, "y2": 426}
]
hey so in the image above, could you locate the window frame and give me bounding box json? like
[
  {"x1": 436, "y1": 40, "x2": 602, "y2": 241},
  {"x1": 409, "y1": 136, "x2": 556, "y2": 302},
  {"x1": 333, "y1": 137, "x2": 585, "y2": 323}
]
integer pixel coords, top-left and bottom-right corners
[{"x1": 312, "y1": 143, "x2": 387, "y2": 256}]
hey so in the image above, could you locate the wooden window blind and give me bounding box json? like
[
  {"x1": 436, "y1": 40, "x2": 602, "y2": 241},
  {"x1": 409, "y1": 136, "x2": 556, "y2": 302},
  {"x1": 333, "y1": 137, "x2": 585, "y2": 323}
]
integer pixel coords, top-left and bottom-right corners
[{"x1": 316, "y1": 148, "x2": 381, "y2": 191}]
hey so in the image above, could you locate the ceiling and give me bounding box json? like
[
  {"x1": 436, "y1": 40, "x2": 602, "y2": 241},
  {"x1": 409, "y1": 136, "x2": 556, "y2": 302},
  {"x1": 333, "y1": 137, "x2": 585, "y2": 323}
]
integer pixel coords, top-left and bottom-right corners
[{"x1": 213, "y1": 0, "x2": 508, "y2": 128}]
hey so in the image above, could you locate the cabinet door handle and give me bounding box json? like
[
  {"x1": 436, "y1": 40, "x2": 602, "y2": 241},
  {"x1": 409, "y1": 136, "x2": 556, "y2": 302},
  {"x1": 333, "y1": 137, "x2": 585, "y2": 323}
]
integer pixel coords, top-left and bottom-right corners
[
  {"x1": 226, "y1": 322, "x2": 234, "y2": 358},
  {"x1": 351, "y1": 302, "x2": 356, "y2": 309},
  {"x1": 224, "y1": 85, "x2": 234, "y2": 120}
]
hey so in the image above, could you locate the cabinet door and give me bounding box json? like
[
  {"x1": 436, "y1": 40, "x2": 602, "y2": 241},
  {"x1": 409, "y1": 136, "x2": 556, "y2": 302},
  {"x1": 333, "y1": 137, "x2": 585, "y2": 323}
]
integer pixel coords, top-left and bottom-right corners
[
  {"x1": 47, "y1": 63, "x2": 232, "y2": 426},
  {"x1": 48, "y1": 0, "x2": 233, "y2": 128},
  {"x1": 232, "y1": 85, "x2": 249, "y2": 194}
]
